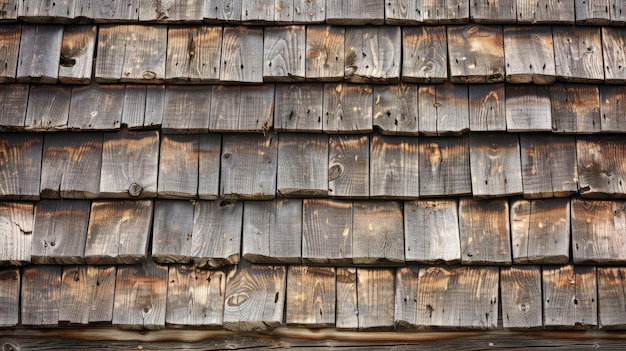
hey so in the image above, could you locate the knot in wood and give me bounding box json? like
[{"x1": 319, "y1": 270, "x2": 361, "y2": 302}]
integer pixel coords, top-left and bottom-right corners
[
  {"x1": 129, "y1": 183, "x2": 144, "y2": 197},
  {"x1": 3, "y1": 342, "x2": 17, "y2": 351},
  {"x1": 142, "y1": 71, "x2": 157, "y2": 80}
]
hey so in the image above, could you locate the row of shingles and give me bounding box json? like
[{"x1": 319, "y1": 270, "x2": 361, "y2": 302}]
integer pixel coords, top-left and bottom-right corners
[
  {"x1": 2, "y1": 0, "x2": 626, "y2": 25},
  {"x1": 6, "y1": 261, "x2": 626, "y2": 330},
  {"x1": 2, "y1": 23, "x2": 626, "y2": 85}
]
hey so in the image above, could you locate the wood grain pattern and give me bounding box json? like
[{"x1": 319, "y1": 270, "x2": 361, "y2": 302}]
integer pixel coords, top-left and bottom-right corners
[
  {"x1": 58, "y1": 25, "x2": 96, "y2": 84},
  {"x1": 242, "y1": 198, "x2": 302, "y2": 263},
  {"x1": 600, "y1": 85, "x2": 626, "y2": 132},
  {"x1": 286, "y1": 266, "x2": 335, "y2": 327},
  {"x1": 471, "y1": 0, "x2": 517, "y2": 22},
  {"x1": 401, "y1": 26, "x2": 447, "y2": 83},
  {"x1": 335, "y1": 267, "x2": 358, "y2": 330},
  {"x1": 264, "y1": 25, "x2": 305, "y2": 82},
  {"x1": 0, "y1": 268, "x2": 19, "y2": 326},
  {"x1": 165, "y1": 25, "x2": 222, "y2": 83},
  {"x1": 517, "y1": 0, "x2": 575, "y2": 23},
  {"x1": 17, "y1": 0, "x2": 74, "y2": 22},
  {"x1": 447, "y1": 24, "x2": 504, "y2": 83},
  {"x1": 139, "y1": 0, "x2": 205, "y2": 21},
  {"x1": 404, "y1": 200, "x2": 461, "y2": 264},
  {"x1": 500, "y1": 266, "x2": 542, "y2": 329},
  {"x1": 552, "y1": 26, "x2": 604, "y2": 83},
  {"x1": 416, "y1": 266, "x2": 499, "y2": 329},
  {"x1": 323, "y1": 83, "x2": 373, "y2": 133},
  {"x1": 158, "y1": 134, "x2": 199, "y2": 199},
  {"x1": 302, "y1": 198, "x2": 352, "y2": 265},
  {"x1": 197, "y1": 133, "x2": 222, "y2": 200},
  {"x1": 550, "y1": 83, "x2": 601, "y2": 133},
  {"x1": 0, "y1": 133, "x2": 42, "y2": 200},
  {"x1": 209, "y1": 85, "x2": 274, "y2": 132},
  {"x1": 418, "y1": 135, "x2": 471, "y2": 196},
  {"x1": 598, "y1": 267, "x2": 626, "y2": 328},
  {"x1": 575, "y1": 0, "x2": 610, "y2": 23},
  {"x1": 0, "y1": 202, "x2": 33, "y2": 265},
  {"x1": 151, "y1": 200, "x2": 194, "y2": 264},
  {"x1": 203, "y1": 0, "x2": 242, "y2": 22},
  {"x1": 277, "y1": 133, "x2": 328, "y2": 196},
  {"x1": 40, "y1": 132, "x2": 102, "y2": 199},
  {"x1": 385, "y1": 0, "x2": 423, "y2": 24},
  {"x1": 0, "y1": 0, "x2": 18, "y2": 21},
  {"x1": 394, "y1": 264, "x2": 419, "y2": 330},
  {"x1": 241, "y1": 0, "x2": 274, "y2": 22},
  {"x1": 352, "y1": 201, "x2": 404, "y2": 265},
  {"x1": 166, "y1": 265, "x2": 226, "y2": 326},
  {"x1": 274, "y1": 0, "x2": 294, "y2": 23},
  {"x1": 0, "y1": 24, "x2": 20, "y2": 82},
  {"x1": 602, "y1": 27, "x2": 626, "y2": 83},
  {"x1": 100, "y1": 129, "x2": 159, "y2": 198},
  {"x1": 519, "y1": 134, "x2": 578, "y2": 198},
  {"x1": 459, "y1": 198, "x2": 511, "y2": 265},
  {"x1": 84, "y1": 200, "x2": 153, "y2": 265},
  {"x1": 21, "y1": 266, "x2": 62, "y2": 327},
  {"x1": 503, "y1": 26, "x2": 556, "y2": 84},
  {"x1": 344, "y1": 26, "x2": 401, "y2": 83},
  {"x1": 505, "y1": 84, "x2": 551, "y2": 131},
  {"x1": 68, "y1": 83, "x2": 124, "y2": 130},
  {"x1": 305, "y1": 25, "x2": 344, "y2": 81},
  {"x1": 223, "y1": 260, "x2": 286, "y2": 331},
  {"x1": 121, "y1": 85, "x2": 147, "y2": 129},
  {"x1": 221, "y1": 132, "x2": 277, "y2": 199},
  {"x1": 59, "y1": 265, "x2": 116, "y2": 325},
  {"x1": 469, "y1": 132, "x2": 523, "y2": 197},
  {"x1": 418, "y1": 82, "x2": 469, "y2": 135},
  {"x1": 17, "y1": 24, "x2": 62, "y2": 83},
  {"x1": 610, "y1": 0, "x2": 626, "y2": 23},
  {"x1": 373, "y1": 83, "x2": 419, "y2": 135},
  {"x1": 355, "y1": 268, "x2": 395, "y2": 330},
  {"x1": 325, "y1": 0, "x2": 384, "y2": 24},
  {"x1": 543, "y1": 265, "x2": 597, "y2": 328},
  {"x1": 370, "y1": 133, "x2": 419, "y2": 199},
  {"x1": 293, "y1": 0, "x2": 326, "y2": 22},
  {"x1": 113, "y1": 260, "x2": 168, "y2": 330},
  {"x1": 144, "y1": 85, "x2": 165, "y2": 128},
  {"x1": 422, "y1": 0, "x2": 470, "y2": 23},
  {"x1": 24, "y1": 85, "x2": 71, "y2": 131},
  {"x1": 577, "y1": 136, "x2": 626, "y2": 197},
  {"x1": 469, "y1": 84, "x2": 506, "y2": 131},
  {"x1": 220, "y1": 26, "x2": 263, "y2": 83},
  {"x1": 74, "y1": 0, "x2": 140, "y2": 22},
  {"x1": 328, "y1": 135, "x2": 369, "y2": 198},
  {"x1": 274, "y1": 83, "x2": 323, "y2": 132},
  {"x1": 31, "y1": 200, "x2": 90, "y2": 264},
  {"x1": 510, "y1": 198, "x2": 570, "y2": 264},
  {"x1": 191, "y1": 200, "x2": 243, "y2": 269},
  {"x1": 0, "y1": 83, "x2": 28, "y2": 130}
]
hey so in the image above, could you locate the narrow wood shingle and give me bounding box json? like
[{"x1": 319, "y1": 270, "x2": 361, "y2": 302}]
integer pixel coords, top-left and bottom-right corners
[
  {"x1": 274, "y1": 83, "x2": 324, "y2": 132},
  {"x1": 286, "y1": 266, "x2": 336, "y2": 327},
  {"x1": 277, "y1": 133, "x2": 328, "y2": 196},
  {"x1": 151, "y1": 200, "x2": 195, "y2": 264},
  {"x1": 550, "y1": 83, "x2": 601, "y2": 133},
  {"x1": 326, "y1": 0, "x2": 384, "y2": 24},
  {"x1": 58, "y1": 25, "x2": 96, "y2": 84},
  {"x1": 370, "y1": 134, "x2": 419, "y2": 199},
  {"x1": 139, "y1": 0, "x2": 205, "y2": 22},
  {"x1": 17, "y1": 24, "x2": 62, "y2": 83},
  {"x1": 577, "y1": 136, "x2": 626, "y2": 197},
  {"x1": 328, "y1": 135, "x2": 369, "y2": 198},
  {"x1": 469, "y1": 83, "x2": 506, "y2": 131},
  {"x1": 21, "y1": 266, "x2": 62, "y2": 327},
  {"x1": 302, "y1": 198, "x2": 352, "y2": 265},
  {"x1": 0, "y1": 268, "x2": 20, "y2": 327},
  {"x1": 209, "y1": 85, "x2": 274, "y2": 132},
  {"x1": 18, "y1": 0, "x2": 75, "y2": 22},
  {"x1": 517, "y1": 0, "x2": 575, "y2": 23},
  {"x1": 0, "y1": 84, "x2": 28, "y2": 129},
  {"x1": 0, "y1": 202, "x2": 33, "y2": 266},
  {"x1": 68, "y1": 83, "x2": 124, "y2": 130},
  {"x1": 602, "y1": 27, "x2": 626, "y2": 84},
  {"x1": 0, "y1": 24, "x2": 20, "y2": 82},
  {"x1": 352, "y1": 201, "x2": 404, "y2": 265},
  {"x1": 598, "y1": 267, "x2": 626, "y2": 328},
  {"x1": 505, "y1": 84, "x2": 552, "y2": 132},
  {"x1": 572, "y1": 198, "x2": 626, "y2": 264},
  {"x1": 157, "y1": 134, "x2": 200, "y2": 199},
  {"x1": 418, "y1": 135, "x2": 471, "y2": 196},
  {"x1": 323, "y1": 83, "x2": 373, "y2": 133},
  {"x1": 394, "y1": 264, "x2": 419, "y2": 329},
  {"x1": 418, "y1": 82, "x2": 469, "y2": 135},
  {"x1": 469, "y1": 132, "x2": 522, "y2": 197},
  {"x1": 0, "y1": 133, "x2": 42, "y2": 200},
  {"x1": 504, "y1": 26, "x2": 556, "y2": 84},
  {"x1": 500, "y1": 266, "x2": 543, "y2": 329},
  {"x1": 220, "y1": 26, "x2": 263, "y2": 83},
  {"x1": 25, "y1": 85, "x2": 71, "y2": 131}
]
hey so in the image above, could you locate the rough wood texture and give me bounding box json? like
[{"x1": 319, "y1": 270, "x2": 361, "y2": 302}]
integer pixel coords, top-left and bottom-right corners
[
  {"x1": 0, "y1": 133, "x2": 42, "y2": 200},
  {"x1": 0, "y1": 202, "x2": 33, "y2": 266},
  {"x1": 220, "y1": 26, "x2": 263, "y2": 83},
  {"x1": 394, "y1": 264, "x2": 419, "y2": 329},
  {"x1": 197, "y1": 134, "x2": 222, "y2": 200},
  {"x1": 96, "y1": 24, "x2": 167, "y2": 83},
  {"x1": 305, "y1": 25, "x2": 344, "y2": 81},
  {"x1": 416, "y1": 266, "x2": 499, "y2": 329},
  {"x1": 17, "y1": 0, "x2": 74, "y2": 22},
  {"x1": 519, "y1": 134, "x2": 578, "y2": 198},
  {"x1": 286, "y1": 266, "x2": 335, "y2": 327},
  {"x1": 447, "y1": 25, "x2": 504, "y2": 83},
  {"x1": 158, "y1": 134, "x2": 200, "y2": 199},
  {"x1": 503, "y1": 26, "x2": 556, "y2": 84},
  {"x1": 84, "y1": 200, "x2": 153, "y2": 265},
  {"x1": 241, "y1": 0, "x2": 273, "y2": 22},
  {"x1": 139, "y1": 0, "x2": 205, "y2": 21},
  {"x1": 165, "y1": 26, "x2": 222, "y2": 83},
  {"x1": 356, "y1": 268, "x2": 395, "y2": 331},
  {"x1": 243, "y1": 198, "x2": 302, "y2": 264},
  {"x1": 0, "y1": 24, "x2": 20, "y2": 82},
  {"x1": 385, "y1": 0, "x2": 424, "y2": 23},
  {"x1": 274, "y1": 83, "x2": 323, "y2": 132},
  {"x1": 221, "y1": 132, "x2": 277, "y2": 200},
  {"x1": 122, "y1": 85, "x2": 147, "y2": 129},
  {"x1": 264, "y1": 25, "x2": 305, "y2": 82},
  {"x1": 575, "y1": 0, "x2": 610, "y2": 23},
  {"x1": 510, "y1": 198, "x2": 570, "y2": 264},
  {"x1": 459, "y1": 198, "x2": 511, "y2": 265},
  {"x1": 0, "y1": 268, "x2": 19, "y2": 326},
  {"x1": 500, "y1": 266, "x2": 543, "y2": 329},
  {"x1": 469, "y1": 132, "x2": 522, "y2": 197},
  {"x1": 422, "y1": 0, "x2": 470, "y2": 23},
  {"x1": 292, "y1": 0, "x2": 326, "y2": 23},
  {"x1": 31, "y1": 200, "x2": 90, "y2": 265},
  {"x1": 404, "y1": 200, "x2": 461, "y2": 264},
  {"x1": 335, "y1": 267, "x2": 358, "y2": 330},
  {"x1": 418, "y1": 83, "x2": 469, "y2": 135},
  {"x1": 469, "y1": 84, "x2": 506, "y2": 131},
  {"x1": 401, "y1": 26, "x2": 447, "y2": 83},
  {"x1": 602, "y1": 27, "x2": 626, "y2": 83},
  {"x1": 59, "y1": 265, "x2": 116, "y2": 325},
  {"x1": 328, "y1": 135, "x2": 369, "y2": 198},
  {"x1": 74, "y1": 0, "x2": 140, "y2": 22},
  {"x1": 352, "y1": 201, "x2": 404, "y2": 265},
  {"x1": 21, "y1": 266, "x2": 62, "y2": 327},
  {"x1": 552, "y1": 26, "x2": 604, "y2": 83},
  {"x1": 550, "y1": 83, "x2": 601, "y2": 133},
  {"x1": 418, "y1": 135, "x2": 471, "y2": 196},
  {"x1": 223, "y1": 260, "x2": 286, "y2": 331},
  {"x1": 370, "y1": 134, "x2": 419, "y2": 199},
  {"x1": 344, "y1": 27, "x2": 401, "y2": 83},
  {"x1": 17, "y1": 24, "x2": 62, "y2": 83},
  {"x1": 598, "y1": 267, "x2": 626, "y2": 328},
  {"x1": 323, "y1": 83, "x2": 373, "y2": 133},
  {"x1": 144, "y1": 85, "x2": 166, "y2": 128},
  {"x1": 600, "y1": 86, "x2": 626, "y2": 132},
  {"x1": 191, "y1": 200, "x2": 243, "y2": 269},
  {"x1": 166, "y1": 265, "x2": 226, "y2": 327},
  {"x1": 543, "y1": 265, "x2": 597, "y2": 328},
  {"x1": 517, "y1": 0, "x2": 575, "y2": 22},
  {"x1": 505, "y1": 83, "x2": 551, "y2": 132},
  {"x1": 58, "y1": 25, "x2": 96, "y2": 84},
  {"x1": 113, "y1": 260, "x2": 168, "y2": 330},
  {"x1": 610, "y1": 0, "x2": 626, "y2": 23},
  {"x1": 471, "y1": 0, "x2": 517, "y2": 22},
  {"x1": 302, "y1": 198, "x2": 352, "y2": 265},
  {"x1": 571, "y1": 198, "x2": 626, "y2": 264},
  {"x1": 40, "y1": 132, "x2": 102, "y2": 199},
  {"x1": 0, "y1": 0, "x2": 18, "y2": 21},
  {"x1": 203, "y1": 0, "x2": 242, "y2": 22},
  {"x1": 100, "y1": 129, "x2": 159, "y2": 198},
  {"x1": 209, "y1": 85, "x2": 274, "y2": 132},
  {"x1": 373, "y1": 84, "x2": 419, "y2": 135},
  {"x1": 577, "y1": 136, "x2": 626, "y2": 197},
  {"x1": 0, "y1": 84, "x2": 28, "y2": 129},
  {"x1": 24, "y1": 85, "x2": 71, "y2": 131},
  {"x1": 325, "y1": 0, "x2": 384, "y2": 24},
  {"x1": 277, "y1": 133, "x2": 328, "y2": 196},
  {"x1": 68, "y1": 83, "x2": 124, "y2": 130},
  {"x1": 151, "y1": 200, "x2": 194, "y2": 264}
]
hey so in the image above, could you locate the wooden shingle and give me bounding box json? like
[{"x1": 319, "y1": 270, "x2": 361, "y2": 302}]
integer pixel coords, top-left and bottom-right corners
[
  {"x1": 0, "y1": 24, "x2": 20, "y2": 82},
  {"x1": 277, "y1": 133, "x2": 328, "y2": 196},
  {"x1": 21, "y1": 266, "x2": 62, "y2": 327},
  {"x1": 165, "y1": 26, "x2": 222, "y2": 83},
  {"x1": 422, "y1": 0, "x2": 470, "y2": 23},
  {"x1": 0, "y1": 202, "x2": 33, "y2": 266},
  {"x1": 0, "y1": 133, "x2": 42, "y2": 200},
  {"x1": 151, "y1": 200, "x2": 194, "y2": 264},
  {"x1": 352, "y1": 201, "x2": 404, "y2": 265},
  {"x1": 598, "y1": 267, "x2": 626, "y2": 328},
  {"x1": 162, "y1": 85, "x2": 210, "y2": 132},
  {"x1": 328, "y1": 135, "x2": 369, "y2": 198},
  {"x1": 17, "y1": 24, "x2": 62, "y2": 83},
  {"x1": 373, "y1": 83, "x2": 419, "y2": 135},
  {"x1": 59, "y1": 265, "x2": 116, "y2": 325},
  {"x1": 157, "y1": 134, "x2": 200, "y2": 198},
  {"x1": 577, "y1": 136, "x2": 626, "y2": 197},
  {"x1": 209, "y1": 85, "x2": 274, "y2": 132},
  {"x1": 323, "y1": 83, "x2": 373, "y2": 133},
  {"x1": 325, "y1": 0, "x2": 384, "y2": 24},
  {"x1": 517, "y1": 0, "x2": 575, "y2": 23},
  {"x1": 197, "y1": 133, "x2": 222, "y2": 200},
  {"x1": 293, "y1": 0, "x2": 326, "y2": 23},
  {"x1": 344, "y1": 26, "x2": 401, "y2": 83},
  {"x1": 305, "y1": 25, "x2": 344, "y2": 81},
  {"x1": 68, "y1": 83, "x2": 124, "y2": 130},
  {"x1": 0, "y1": 0, "x2": 18, "y2": 21},
  {"x1": 447, "y1": 24, "x2": 505, "y2": 83},
  {"x1": 543, "y1": 265, "x2": 597, "y2": 328},
  {"x1": 505, "y1": 84, "x2": 552, "y2": 132},
  {"x1": 0, "y1": 268, "x2": 20, "y2": 327},
  {"x1": 58, "y1": 25, "x2": 96, "y2": 84},
  {"x1": 471, "y1": 0, "x2": 517, "y2": 22},
  {"x1": 24, "y1": 85, "x2": 71, "y2": 131},
  {"x1": 418, "y1": 82, "x2": 469, "y2": 135},
  {"x1": 401, "y1": 26, "x2": 447, "y2": 83},
  {"x1": 385, "y1": 0, "x2": 423, "y2": 24},
  {"x1": 468, "y1": 83, "x2": 506, "y2": 131},
  {"x1": 191, "y1": 200, "x2": 243, "y2": 269},
  {"x1": 500, "y1": 266, "x2": 543, "y2": 329},
  {"x1": 274, "y1": 83, "x2": 324, "y2": 132},
  {"x1": 74, "y1": 0, "x2": 140, "y2": 22},
  {"x1": 220, "y1": 26, "x2": 263, "y2": 83},
  {"x1": 610, "y1": 0, "x2": 626, "y2": 23},
  {"x1": 18, "y1": 0, "x2": 74, "y2": 23},
  {"x1": 139, "y1": 0, "x2": 205, "y2": 22},
  {"x1": 264, "y1": 25, "x2": 305, "y2": 82},
  {"x1": 335, "y1": 267, "x2": 358, "y2": 329},
  {"x1": 575, "y1": 0, "x2": 610, "y2": 23},
  {"x1": 469, "y1": 132, "x2": 522, "y2": 197},
  {"x1": 550, "y1": 83, "x2": 601, "y2": 133},
  {"x1": 418, "y1": 135, "x2": 471, "y2": 197},
  {"x1": 503, "y1": 26, "x2": 556, "y2": 84},
  {"x1": 203, "y1": 0, "x2": 242, "y2": 22},
  {"x1": 370, "y1": 134, "x2": 419, "y2": 199},
  {"x1": 121, "y1": 85, "x2": 151, "y2": 129},
  {"x1": 459, "y1": 198, "x2": 512, "y2": 265},
  {"x1": 302, "y1": 198, "x2": 352, "y2": 265},
  {"x1": 600, "y1": 85, "x2": 626, "y2": 132},
  {"x1": 552, "y1": 26, "x2": 604, "y2": 83},
  {"x1": 602, "y1": 27, "x2": 626, "y2": 84},
  {"x1": 241, "y1": 0, "x2": 274, "y2": 22},
  {"x1": 286, "y1": 266, "x2": 336, "y2": 327},
  {"x1": 394, "y1": 264, "x2": 419, "y2": 329},
  {"x1": 0, "y1": 84, "x2": 29, "y2": 129}
]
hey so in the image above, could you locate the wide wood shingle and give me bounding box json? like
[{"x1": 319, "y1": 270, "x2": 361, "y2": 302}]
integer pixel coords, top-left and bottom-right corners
[
  {"x1": 326, "y1": 0, "x2": 384, "y2": 24},
  {"x1": 59, "y1": 265, "x2": 116, "y2": 325},
  {"x1": 323, "y1": 83, "x2": 373, "y2": 133},
  {"x1": 503, "y1": 26, "x2": 556, "y2": 84},
  {"x1": 18, "y1": 0, "x2": 74, "y2": 23},
  {"x1": 277, "y1": 133, "x2": 328, "y2": 196},
  {"x1": 286, "y1": 266, "x2": 336, "y2": 327},
  {"x1": 553, "y1": 26, "x2": 604, "y2": 83},
  {"x1": 418, "y1": 135, "x2": 471, "y2": 197},
  {"x1": 459, "y1": 198, "x2": 512, "y2": 265},
  {"x1": 469, "y1": 132, "x2": 522, "y2": 197},
  {"x1": 165, "y1": 26, "x2": 222, "y2": 83},
  {"x1": 468, "y1": 83, "x2": 506, "y2": 131},
  {"x1": 274, "y1": 83, "x2": 324, "y2": 132},
  {"x1": 543, "y1": 265, "x2": 597, "y2": 328},
  {"x1": 302, "y1": 198, "x2": 352, "y2": 264},
  {"x1": 352, "y1": 201, "x2": 404, "y2": 265},
  {"x1": 68, "y1": 83, "x2": 124, "y2": 130},
  {"x1": 418, "y1": 82, "x2": 469, "y2": 135},
  {"x1": 577, "y1": 136, "x2": 626, "y2": 197},
  {"x1": 447, "y1": 24, "x2": 505, "y2": 83},
  {"x1": 0, "y1": 133, "x2": 42, "y2": 200},
  {"x1": 550, "y1": 83, "x2": 601, "y2": 133},
  {"x1": 305, "y1": 25, "x2": 344, "y2": 81},
  {"x1": 328, "y1": 134, "x2": 369, "y2": 198},
  {"x1": 151, "y1": 200, "x2": 194, "y2": 264},
  {"x1": 191, "y1": 200, "x2": 243, "y2": 268},
  {"x1": 401, "y1": 26, "x2": 447, "y2": 83},
  {"x1": 58, "y1": 25, "x2": 96, "y2": 84},
  {"x1": 220, "y1": 26, "x2": 263, "y2": 83},
  {"x1": 264, "y1": 25, "x2": 305, "y2": 82},
  {"x1": 17, "y1": 24, "x2": 62, "y2": 83},
  {"x1": 373, "y1": 84, "x2": 419, "y2": 135},
  {"x1": 25, "y1": 85, "x2": 71, "y2": 131},
  {"x1": 209, "y1": 85, "x2": 274, "y2": 132},
  {"x1": 344, "y1": 26, "x2": 401, "y2": 83}
]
